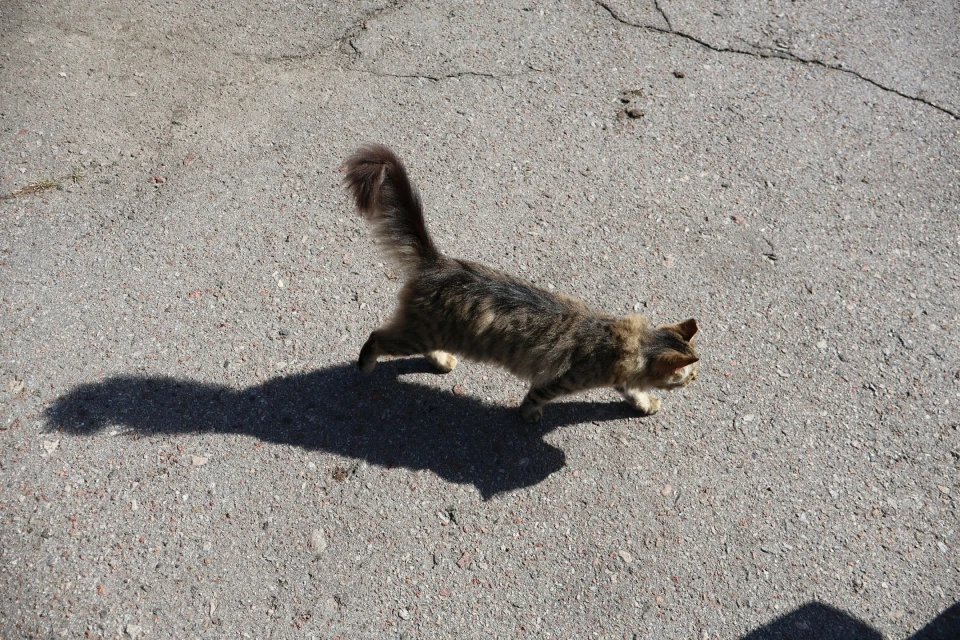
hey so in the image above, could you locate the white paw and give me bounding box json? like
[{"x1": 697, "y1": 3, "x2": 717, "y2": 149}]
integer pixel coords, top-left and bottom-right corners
[
  {"x1": 426, "y1": 351, "x2": 457, "y2": 373},
  {"x1": 622, "y1": 390, "x2": 660, "y2": 416}
]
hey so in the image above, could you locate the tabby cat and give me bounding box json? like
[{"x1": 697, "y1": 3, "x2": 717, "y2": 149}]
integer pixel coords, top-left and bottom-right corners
[{"x1": 343, "y1": 145, "x2": 699, "y2": 422}]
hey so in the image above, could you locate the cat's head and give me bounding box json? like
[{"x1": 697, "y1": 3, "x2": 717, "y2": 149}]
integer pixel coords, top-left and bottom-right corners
[
  {"x1": 614, "y1": 316, "x2": 699, "y2": 390},
  {"x1": 647, "y1": 318, "x2": 699, "y2": 390}
]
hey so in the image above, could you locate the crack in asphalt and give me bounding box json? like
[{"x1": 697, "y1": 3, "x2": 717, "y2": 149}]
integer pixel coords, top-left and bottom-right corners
[
  {"x1": 652, "y1": 0, "x2": 672, "y2": 31},
  {"x1": 257, "y1": 0, "x2": 406, "y2": 64},
  {"x1": 257, "y1": 1, "x2": 406, "y2": 64},
  {"x1": 354, "y1": 68, "x2": 536, "y2": 84},
  {"x1": 328, "y1": 1, "x2": 529, "y2": 84},
  {"x1": 335, "y1": 0, "x2": 406, "y2": 59},
  {"x1": 360, "y1": 70, "x2": 495, "y2": 82},
  {"x1": 593, "y1": 0, "x2": 958, "y2": 120}
]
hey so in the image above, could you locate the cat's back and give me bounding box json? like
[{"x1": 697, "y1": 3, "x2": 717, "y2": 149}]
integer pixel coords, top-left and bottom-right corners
[
  {"x1": 414, "y1": 258, "x2": 587, "y2": 319},
  {"x1": 403, "y1": 258, "x2": 608, "y2": 381}
]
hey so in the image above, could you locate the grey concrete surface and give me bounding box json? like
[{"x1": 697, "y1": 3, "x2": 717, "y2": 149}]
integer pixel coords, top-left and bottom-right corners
[{"x1": 1, "y1": 1, "x2": 958, "y2": 638}]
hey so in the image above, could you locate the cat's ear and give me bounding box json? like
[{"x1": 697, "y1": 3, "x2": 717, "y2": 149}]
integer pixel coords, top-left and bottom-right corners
[
  {"x1": 676, "y1": 318, "x2": 698, "y2": 341},
  {"x1": 653, "y1": 352, "x2": 699, "y2": 375}
]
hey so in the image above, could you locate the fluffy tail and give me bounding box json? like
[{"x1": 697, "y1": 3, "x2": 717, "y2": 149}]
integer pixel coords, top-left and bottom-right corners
[{"x1": 342, "y1": 144, "x2": 440, "y2": 271}]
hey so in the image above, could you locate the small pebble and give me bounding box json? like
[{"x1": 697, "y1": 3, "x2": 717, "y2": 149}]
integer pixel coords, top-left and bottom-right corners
[{"x1": 311, "y1": 529, "x2": 328, "y2": 552}]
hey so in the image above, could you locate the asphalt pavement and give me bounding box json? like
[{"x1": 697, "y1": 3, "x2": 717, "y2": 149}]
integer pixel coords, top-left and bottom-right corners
[{"x1": 1, "y1": 1, "x2": 958, "y2": 638}]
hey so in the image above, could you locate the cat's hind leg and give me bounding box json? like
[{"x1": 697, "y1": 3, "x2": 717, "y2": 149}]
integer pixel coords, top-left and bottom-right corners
[
  {"x1": 357, "y1": 332, "x2": 381, "y2": 373},
  {"x1": 616, "y1": 386, "x2": 661, "y2": 416},
  {"x1": 425, "y1": 351, "x2": 458, "y2": 373},
  {"x1": 358, "y1": 324, "x2": 432, "y2": 373}
]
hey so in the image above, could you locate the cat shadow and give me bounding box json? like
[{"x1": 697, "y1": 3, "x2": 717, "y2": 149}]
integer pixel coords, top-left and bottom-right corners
[
  {"x1": 740, "y1": 601, "x2": 882, "y2": 640},
  {"x1": 739, "y1": 600, "x2": 960, "y2": 640},
  {"x1": 44, "y1": 360, "x2": 638, "y2": 499}
]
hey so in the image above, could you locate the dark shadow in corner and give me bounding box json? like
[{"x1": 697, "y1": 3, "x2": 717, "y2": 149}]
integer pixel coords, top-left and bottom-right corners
[
  {"x1": 739, "y1": 600, "x2": 960, "y2": 640},
  {"x1": 740, "y1": 601, "x2": 881, "y2": 640},
  {"x1": 910, "y1": 601, "x2": 960, "y2": 640},
  {"x1": 44, "y1": 361, "x2": 639, "y2": 499}
]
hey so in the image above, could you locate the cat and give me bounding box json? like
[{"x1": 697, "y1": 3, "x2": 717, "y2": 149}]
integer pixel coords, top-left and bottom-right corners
[{"x1": 342, "y1": 144, "x2": 699, "y2": 422}]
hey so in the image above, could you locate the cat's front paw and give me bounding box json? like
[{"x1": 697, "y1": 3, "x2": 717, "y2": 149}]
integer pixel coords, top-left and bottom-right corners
[
  {"x1": 622, "y1": 390, "x2": 660, "y2": 416},
  {"x1": 520, "y1": 403, "x2": 543, "y2": 423},
  {"x1": 357, "y1": 357, "x2": 376, "y2": 373}
]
